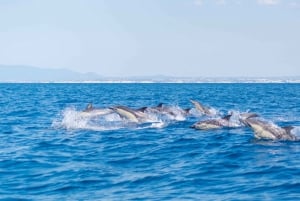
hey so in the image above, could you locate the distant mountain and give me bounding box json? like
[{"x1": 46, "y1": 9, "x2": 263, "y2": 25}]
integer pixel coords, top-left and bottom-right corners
[
  {"x1": 0, "y1": 65, "x2": 102, "y2": 82},
  {"x1": 1, "y1": 65, "x2": 299, "y2": 83}
]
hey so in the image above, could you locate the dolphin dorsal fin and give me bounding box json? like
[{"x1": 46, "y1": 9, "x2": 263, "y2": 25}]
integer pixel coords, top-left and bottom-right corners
[
  {"x1": 184, "y1": 108, "x2": 191, "y2": 113},
  {"x1": 157, "y1": 103, "x2": 164, "y2": 108},
  {"x1": 282, "y1": 126, "x2": 294, "y2": 134},
  {"x1": 137, "y1": 107, "x2": 148, "y2": 112},
  {"x1": 84, "y1": 103, "x2": 93, "y2": 111},
  {"x1": 222, "y1": 114, "x2": 232, "y2": 121}
]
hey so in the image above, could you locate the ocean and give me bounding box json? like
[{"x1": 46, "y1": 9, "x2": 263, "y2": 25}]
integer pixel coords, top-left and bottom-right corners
[{"x1": 1, "y1": 83, "x2": 300, "y2": 200}]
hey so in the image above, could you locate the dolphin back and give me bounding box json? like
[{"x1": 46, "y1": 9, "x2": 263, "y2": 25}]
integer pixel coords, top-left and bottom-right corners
[{"x1": 240, "y1": 113, "x2": 259, "y2": 120}]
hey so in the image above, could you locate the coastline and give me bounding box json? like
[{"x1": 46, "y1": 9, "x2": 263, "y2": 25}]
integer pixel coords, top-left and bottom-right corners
[{"x1": 1, "y1": 78, "x2": 300, "y2": 84}]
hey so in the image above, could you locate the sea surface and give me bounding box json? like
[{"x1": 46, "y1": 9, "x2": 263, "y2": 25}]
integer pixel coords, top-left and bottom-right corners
[{"x1": 1, "y1": 83, "x2": 300, "y2": 200}]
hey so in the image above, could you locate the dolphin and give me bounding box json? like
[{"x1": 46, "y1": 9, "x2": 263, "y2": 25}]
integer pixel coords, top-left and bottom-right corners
[
  {"x1": 239, "y1": 113, "x2": 259, "y2": 121},
  {"x1": 190, "y1": 114, "x2": 233, "y2": 130},
  {"x1": 110, "y1": 105, "x2": 148, "y2": 123},
  {"x1": 243, "y1": 118, "x2": 297, "y2": 141},
  {"x1": 147, "y1": 103, "x2": 190, "y2": 120},
  {"x1": 150, "y1": 103, "x2": 174, "y2": 115},
  {"x1": 159, "y1": 103, "x2": 190, "y2": 115},
  {"x1": 191, "y1": 112, "x2": 259, "y2": 130},
  {"x1": 80, "y1": 103, "x2": 113, "y2": 117},
  {"x1": 190, "y1": 100, "x2": 214, "y2": 116}
]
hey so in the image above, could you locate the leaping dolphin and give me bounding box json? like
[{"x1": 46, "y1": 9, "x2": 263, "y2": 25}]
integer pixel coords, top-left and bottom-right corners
[
  {"x1": 190, "y1": 100, "x2": 215, "y2": 116},
  {"x1": 243, "y1": 118, "x2": 297, "y2": 141},
  {"x1": 191, "y1": 112, "x2": 258, "y2": 130},
  {"x1": 145, "y1": 103, "x2": 190, "y2": 121},
  {"x1": 110, "y1": 105, "x2": 148, "y2": 123},
  {"x1": 80, "y1": 103, "x2": 113, "y2": 117},
  {"x1": 190, "y1": 114, "x2": 233, "y2": 130},
  {"x1": 150, "y1": 103, "x2": 190, "y2": 116}
]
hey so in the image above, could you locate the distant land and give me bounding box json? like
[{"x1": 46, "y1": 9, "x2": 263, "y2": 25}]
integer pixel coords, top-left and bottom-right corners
[
  {"x1": 0, "y1": 65, "x2": 300, "y2": 83},
  {"x1": 0, "y1": 65, "x2": 102, "y2": 82}
]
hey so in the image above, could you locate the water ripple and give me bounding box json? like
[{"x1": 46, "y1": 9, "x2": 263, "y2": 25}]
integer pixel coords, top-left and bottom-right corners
[{"x1": 0, "y1": 83, "x2": 300, "y2": 200}]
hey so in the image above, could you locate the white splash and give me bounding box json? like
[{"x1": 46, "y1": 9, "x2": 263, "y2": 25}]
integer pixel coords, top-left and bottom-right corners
[
  {"x1": 52, "y1": 105, "x2": 184, "y2": 131},
  {"x1": 291, "y1": 126, "x2": 300, "y2": 139}
]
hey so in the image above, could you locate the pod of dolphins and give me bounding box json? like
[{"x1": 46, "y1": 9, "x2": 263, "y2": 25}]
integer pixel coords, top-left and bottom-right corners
[{"x1": 80, "y1": 100, "x2": 298, "y2": 141}]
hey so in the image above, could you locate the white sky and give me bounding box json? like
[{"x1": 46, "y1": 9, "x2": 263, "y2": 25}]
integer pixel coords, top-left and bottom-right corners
[{"x1": 0, "y1": 0, "x2": 299, "y2": 77}]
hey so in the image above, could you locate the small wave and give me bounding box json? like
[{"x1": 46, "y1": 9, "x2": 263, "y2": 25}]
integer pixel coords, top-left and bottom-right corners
[
  {"x1": 136, "y1": 121, "x2": 167, "y2": 129},
  {"x1": 188, "y1": 108, "x2": 203, "y2": 117},
  {"x1": 208, "y1": 107, "x2": 219, "y2": 116},
  {"x1": 271, "y1": 116, "x2": 300, "y2": 123},
  {"x1": 227, "y1": 110, "x2": 246, "y2": 127},
  {"x1": 146, "y1": 105, "x2": 187, "y2": 121},
  {"x1": 52, "y1": 107, "x2": 120, "y2": 131},
  {"x1": 291, "y1": 126, "x2": 300, "y2": 138},
  {"x1": 52, "y1": 107, "x2": 89, "y2": 130},
  {"x1": 52, "y1": 106, "x2": 183, "y2": 131}
]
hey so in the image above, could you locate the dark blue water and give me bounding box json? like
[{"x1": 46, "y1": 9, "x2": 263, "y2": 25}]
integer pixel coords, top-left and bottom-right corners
[{"x1": 1, "y1": 83, "x2": 300, "y2": 200}]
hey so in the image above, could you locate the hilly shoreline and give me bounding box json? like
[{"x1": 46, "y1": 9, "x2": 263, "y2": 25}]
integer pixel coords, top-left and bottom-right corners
[{"x1": 0, "y1": 65, "x2": 299, "y2": 83}]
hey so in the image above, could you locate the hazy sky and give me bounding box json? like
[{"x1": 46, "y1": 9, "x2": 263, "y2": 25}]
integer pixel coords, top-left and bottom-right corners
[{"x1": 0, "y1": 0, "x2": 299, "y2": 77}]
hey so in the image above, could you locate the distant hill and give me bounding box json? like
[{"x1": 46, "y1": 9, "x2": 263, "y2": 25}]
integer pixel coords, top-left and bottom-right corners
[
  {"x1": 0, "y1": 65, "x2": 299, "y2": 83},
  {"x1": 0, "y1": 65, "x2": 102, "y2": 82}
]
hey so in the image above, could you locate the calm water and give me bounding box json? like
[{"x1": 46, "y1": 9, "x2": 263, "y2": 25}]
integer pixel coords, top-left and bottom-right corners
[{"x1": 1, "y1": 83, "x2": 300, "y2": 200}]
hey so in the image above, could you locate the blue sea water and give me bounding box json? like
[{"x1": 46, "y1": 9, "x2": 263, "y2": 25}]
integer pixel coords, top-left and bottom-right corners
[{"x1": 1, "y1": 83, "x2": 300, "y2": 200}]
